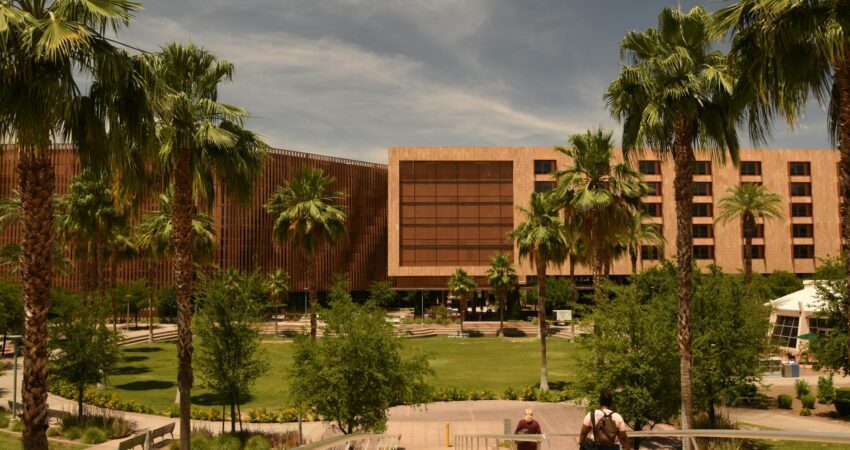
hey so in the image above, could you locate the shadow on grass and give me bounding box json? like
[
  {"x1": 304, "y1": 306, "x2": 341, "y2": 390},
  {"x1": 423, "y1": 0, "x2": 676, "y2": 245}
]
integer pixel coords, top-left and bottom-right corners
[
  {"x1": 192, "y1": 392, "x2": 256, "y2": 406},
  {"x1": 114, "y1": 380, "x2": 174, "y2": 391},
  {"x1": 110, "y1": 366, "x2": 151, "y2": 376},
  {"x1": 121, "y1": 355, "x2": 149, "y2": 363},
  {"x1": 124, "y1": 346, "x2": 164, "y2": 353}
]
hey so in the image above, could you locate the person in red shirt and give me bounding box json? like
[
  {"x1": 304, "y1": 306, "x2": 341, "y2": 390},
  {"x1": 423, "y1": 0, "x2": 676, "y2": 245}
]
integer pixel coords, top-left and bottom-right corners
[{"x1": 514, "y1": 408, "x2": 542, "y2": 450}]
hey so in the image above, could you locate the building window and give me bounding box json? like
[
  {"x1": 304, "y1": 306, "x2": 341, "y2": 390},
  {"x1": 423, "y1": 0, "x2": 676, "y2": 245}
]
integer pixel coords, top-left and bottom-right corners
[
  {"x1": 693, "y1": 245, "x2": 714, "y2": 259},
  {"x1": 808, "y1": 317, "x2": 832, "y2": 336},
  {"x1": 791, "y1": 203, "x2": 813, "y2": 217},
  {"x1": 693, "y1": 182, "x2": 712, "y2": 196},
  {"x1": 772, "y1": 315, "x2": 800, "y2": 348},
  {"x1": 740, "y1": 161, "x2": 762, "y2": 176},
  {"x1": 641, "y1": 245, "x2": 661, "y2": 260},
  {"x1": 793, "y1": 244, "x2": 815, "y2": 259},
  {"x1": 789, "y1": 162, "x2": 811, "y2": 176},
  {"x1": 534, "y1": 181, "x2": 555, "y2": 192},
  {"x1": 645, "y1": 203, "x2": 662, "y2": 217},
  {"x1": 638, "y1": 160, "x2": 660, "y2": 175},
  {"x1": 792, "y1": 223, "x2": 814, "y2": 238},
  {"x1": 741, "y1": 181, "x2": 763, "y2": 187},
  {"x1": 790, "y1": 182, "x2": 812, "y2": 196},
  {"x1": 693, "y1": 224, "x2": 713, "y2": 238},
  {"x1": 743, "y1": 224, "x2": 765, "y2": 238},
  {"x1": 692, "y1": 161, "x2": 711, "y2": 176},
  {"x1": 692, "y1": 203, "x2": 713, "y2": 217},
  {"x1": 646, "y1": 182, "x2": 662, "y2": 196},
  {"x1": 534, "y1": 160, "x2": 556, "y2": 175},
  {"x1": 743, "y1": 245, "x2": 765, "y2": 259}
]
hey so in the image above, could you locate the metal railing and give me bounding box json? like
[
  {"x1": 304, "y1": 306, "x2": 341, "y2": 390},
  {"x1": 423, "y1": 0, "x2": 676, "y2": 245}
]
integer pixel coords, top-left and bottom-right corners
[
  {"x1": 453, "y1": 429, "x2": 850, "y2": 450},
  {"x1": 291, "y1": 433, "x2": 401, "y2": 450}
]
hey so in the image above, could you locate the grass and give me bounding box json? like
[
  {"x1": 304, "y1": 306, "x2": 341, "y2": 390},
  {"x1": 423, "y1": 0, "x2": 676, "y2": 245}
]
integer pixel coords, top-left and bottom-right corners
[
  {"x1": 0, "y1": 429, "x2": 89, "y2": 449},
  {"x1": 106, "y1": 336, "x2": 584, "y2": 412},
  {"x1": 739, "y1": 423, "x2": 850, "y2": 450}
]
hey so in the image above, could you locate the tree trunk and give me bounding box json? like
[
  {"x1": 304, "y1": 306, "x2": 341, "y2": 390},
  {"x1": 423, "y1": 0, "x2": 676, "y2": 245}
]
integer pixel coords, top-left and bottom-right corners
[
  {"x1": 591, "y1": 253, "x2": 604, "y2": 297},
  {"x1": 743, "y1": 213, "x2": 755, "y2": 284},
  {"x1": 630, "y1": 247, "x2": 638, "y2": 276},
  {"x1": 77, "y1": 385, "x2": 84, "y2": 418},
  {"x1": 536, "y1": 253, "x2": 549, "y2": 392},
  {"x1": 498, "y1": 292, "x2": 505, "y2": 337},
  {"x1": 111, "y1": 249, "x2": 119, "y2": 332},
  {"x1": 19, "y1": 152, "x2": 54, "y2": 450},
  {"x1": 835, "y1": 57, "x2": 850, "y2": 368},
  {"x1": 172, "y1": 148, "x2": 195, "y2": 450},
  {"x1": 306, "y1": 254, "x2": 319, "y2": 340},
  {"x1": 230, "y1": 400, "x2": 236, "y2": 433},
  {"x1": 673, "y1": 115, "x2": 695, "y2": 447},
  {"x1": 148, "y1": 261, "x2": 155, "y2": 343},
  {"x1": 569, "y1": 258, "x2": 575, "y2": 279},
  {"x1": 459, "y1": 297, "x2": 466, "y2": 334},
  {"x1": 96, "y1": 240, "x2": 107, "y2": 314}
]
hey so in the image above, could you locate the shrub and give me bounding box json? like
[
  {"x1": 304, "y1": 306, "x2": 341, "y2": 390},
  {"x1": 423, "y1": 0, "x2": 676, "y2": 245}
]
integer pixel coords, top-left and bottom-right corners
[
  {"x1": 50, "y1": 380, "x2": 154, "y2": 415},
  {"x1": 80, "y1": 427, "x2": 108, "y2": 444},
  {"x1": 794, "y1": 379, "x2": 810, "y2": 399},
  {"x1": 818, "y1": 375, "x2": 836, "y2": 405},
  {"x1": 60, "y1": 410, "x2": 136, "y2": 439},
  {"x1": 46, "y1": 426, "x2": 62, "y2": 437},
  {"x1": 0, "y1": 410, "x2": 10, "y2": 428},
  {"x1": 777, "y1": 394, "x2": 793, "y2": 409},
  {"x1": 215, "y1": 435, "x2": 241, "y2": 450},
  {"x1": 801, "y1": 394, "x2": 816, "y2": 409},
  {"x1": 244, "y1": 435, "x2": 271, "y2": 450},
  {"x1": 502, "y1": 386, "x2": 518, "y2": 400},
  {"x1": 63, "y1": 426, "x2": 82, "y2": 440},
  {"x1": 800, "y1": 407, "x2": 813, "y2": 416},
  {"x1": 835, "y1": 388, "x2": 850, "y2": 417},
  {"x1": 156, "y1": 286, "x2": 179, "y2": 322},
  {"x1": 8, "y1": 420, "x2": 23, "y2": 432}
]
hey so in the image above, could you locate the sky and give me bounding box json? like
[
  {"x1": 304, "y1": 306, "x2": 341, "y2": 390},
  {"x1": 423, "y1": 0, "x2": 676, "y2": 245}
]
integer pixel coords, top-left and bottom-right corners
[{"x1": 121, "y1": 0, "x2": 834, "y2": 164}]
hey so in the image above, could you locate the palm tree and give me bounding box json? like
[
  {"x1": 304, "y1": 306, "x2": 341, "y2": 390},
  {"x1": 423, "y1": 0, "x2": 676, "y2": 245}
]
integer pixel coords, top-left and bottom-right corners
[
  {"x1": 107, "y1": 227, "x2": 138, "y2": 332},
  {"x1": 448, "y1": 268, "x2": 476, "y2": 335},
  {"x1": 144, "y1": 43, "x2": 266, "y2": 449},
  {"x1": 0, "y1": 2, "x2": 151, "y2": 443},
  {"x1": 0, "y1": 192, "x2": 70, "y2": 277},
  {"x1": 265, "y1": 167, "x2": 346, "y2": 340},
  {"x1": 485, "y1": 253, "x2": 518, "y2": 337},
  {"x1": 553, "y1": 128, "x2": 647, "y2": 292},
  {"x1": 716, "y1": 184, "x2": 783, "y2": 283},
  {"x1": 264, "y1": 269, "x2": 290, "y2": 335},
  {"x1": 605, "y1": 7, "x2": 742, "y2": 440},
  {"x1": 621, "y1": 211, "x2": 666, "y2": 275},
  {"x1": 713, "y1": 0, "x2": 850, "y2": 361},
  {"x1": 509, "y1": 192, "x2": 568, "y2": 392}
]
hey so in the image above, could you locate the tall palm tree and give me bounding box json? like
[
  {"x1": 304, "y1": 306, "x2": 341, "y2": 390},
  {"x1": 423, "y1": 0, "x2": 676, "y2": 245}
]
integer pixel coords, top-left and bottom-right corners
[
  {"x1": 107, "y1": 227, "x2": 138, "y2": 332},
  {"x1": 621, "y1": 211, "x2": 666, "y2": 275},
  {"x1": 0, "y1": 192, "x2": 70, "y2": 277},
  {"x1": 144, "y1": 43, "x2": 266, "y2": 450},
  {"x1": 605, "y1": 7, "x2": 742, "y2": 440},
  {"x1": 485, "y1": 253, "x2": 518, "y2": 337},
  {"x1": 265, "y1": 167, "x2": 346, "y2": 340},
  {"x1": 264, "y1": 269, "x2": 290, "y2": 335},
  {"x1": 136, "y1": 189, "x2": 217, "y2": 342},
  {"x1": 716, "y1": 184, "x2": 783, "y2": 283},
  {"x1": 713, "y1": 0, "x2": 850, "y2": 361},
  {"x1": 448, "y1": 267, "x2": 476, "y2": 335},
  {"x1": 0, "y1": 4, "x2": 150, "y2": 443},
  {"x1": 509, "y1": 192, "x2": 568, "y2": 392},
  {"x1": 553, "y1": 128, "x2": 647, "y2": 292}
]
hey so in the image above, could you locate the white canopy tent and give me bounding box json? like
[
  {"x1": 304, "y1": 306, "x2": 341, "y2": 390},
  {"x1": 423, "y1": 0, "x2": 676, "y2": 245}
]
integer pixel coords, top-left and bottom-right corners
[{"x1": 768, "y1": 280, "x2": 830, "y2": 353}]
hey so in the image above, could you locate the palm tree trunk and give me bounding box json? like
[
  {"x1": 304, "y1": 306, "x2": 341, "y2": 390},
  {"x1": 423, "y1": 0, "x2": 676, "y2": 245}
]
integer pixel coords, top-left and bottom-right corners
[
  {"x1": 172, "y1": 148, "x2": 195, "y2": 450},
  {"x1": 630, "y1": 247, "x2": 638, "y2": 276},
  {"x1": 591, "y1": 253, "x2": 604, "y2": 296},
  {"x1": 673, "y1": 115, "x2": 695, "y2": 447},
  {"x1": 96, "y1": 240, "x2": 107, "y2": 314},
  {"x1": 111, "y1": 249, "x2": 118, "y2": 332},
  {"x1": 743, "y1": 213, "x2": 755, "y2": 284},
  {"x1": 459, "y1": 297, "x2": 466, "y2": 334},
  {"x1": 147, "y1": 260, "x2": 155, "y2": 343},
  {"x1": 835, "y1": 58, "x2": 850, "y2": 367},
  {"x1": 536, "y1": 253, "x2": 549, "y2": 392},
  {"x1": 306, "y1": 254, "x2": 318, "y2": 340},
  {"x1": 498, "y1": 292, "x2": 505, "y2": 337},
  {"x1": 569, "y1": 257, "x2": 576, "y2": 279},
  {"x1": 19, "y1": 151, "x2": 54, "y2": 450}
]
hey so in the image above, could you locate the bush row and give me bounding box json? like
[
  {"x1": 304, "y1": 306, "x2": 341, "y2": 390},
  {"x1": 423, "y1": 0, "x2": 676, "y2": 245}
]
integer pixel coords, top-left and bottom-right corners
[
  {"x1": 50, "y1": 382, "x2": 155, "y2": 415},
  {"x1": 430, "y1": 386, "x2": 570, "y2": 403},
  {"x1": 167, "y1": 405, "x2": 319, "y2": 423}
]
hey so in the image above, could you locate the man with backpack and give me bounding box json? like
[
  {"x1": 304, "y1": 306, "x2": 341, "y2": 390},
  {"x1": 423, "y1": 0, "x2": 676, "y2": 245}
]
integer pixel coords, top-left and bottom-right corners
[{"x1": 579, "y1": 389, "x2": 631, "y2": 450}]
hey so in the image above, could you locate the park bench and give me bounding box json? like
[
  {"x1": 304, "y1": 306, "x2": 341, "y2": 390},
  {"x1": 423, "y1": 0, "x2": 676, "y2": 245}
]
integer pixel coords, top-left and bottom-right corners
[
  {"x1": 150, "y1": 422, "x2": 175, "y2": 443},
  {"x1": 117, "y1": 432, "x2": 147, "y2": 450}
]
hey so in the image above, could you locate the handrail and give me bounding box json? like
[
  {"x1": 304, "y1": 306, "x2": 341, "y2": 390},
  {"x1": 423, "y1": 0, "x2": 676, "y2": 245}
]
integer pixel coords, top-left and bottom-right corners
[{"x1": 291, "y1": 433, "x2": 401, "y2": 450}]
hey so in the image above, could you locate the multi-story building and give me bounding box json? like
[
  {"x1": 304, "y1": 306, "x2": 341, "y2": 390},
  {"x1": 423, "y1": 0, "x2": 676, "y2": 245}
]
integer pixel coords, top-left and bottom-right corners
[{"x1": 388, "y1": 147, "x2": 841, "y2": 289}]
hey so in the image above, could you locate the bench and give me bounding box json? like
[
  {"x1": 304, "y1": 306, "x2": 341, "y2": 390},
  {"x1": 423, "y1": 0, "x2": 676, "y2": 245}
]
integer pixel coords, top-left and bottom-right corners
[
  {"x1": 117, "y1": 432, "x2": 147, "y2": 450},
  {"x1": 151, "y1": 422, "x2": 175, "y2": 443},
  {"x1": 447, "y1": 332, "x2": 469, "y2": 339}
]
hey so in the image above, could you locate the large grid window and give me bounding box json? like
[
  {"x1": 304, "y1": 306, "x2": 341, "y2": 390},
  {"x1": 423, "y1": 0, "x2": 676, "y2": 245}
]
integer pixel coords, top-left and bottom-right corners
[
  {"x1": 645, "y1": 203, "x2": 662, "y2": 217},
  {"x1": 740, "y1": 161, "x2": 762, "y2": 176},
  {"x1": 772, "y1": 316, "x2": 800, "y2": 348},
  {"x1": 692, "y1": 203, "x2": 713, "y2": 217},
  {"x1": 793, "y1": 244, "x2": 814, "y2": 259},
  {"x1": 534, "y1": 160, "x2": 556, "y2": 175},
  {"x1": 743, "y1": 245, "x2": 765, "y2": 259},
  {"x1": 792, "y1": 224, "x2": 814, "y2": 238},
  {"x1": 692, "y1": 161, "x2": 711, "y2": 175},
  {"x1": 808, "y1": 317, "x2": 832, "y2": 336},
  {"x1": 693, "y1": 182, "x2": 712, "y2": 196},
  {"x1": 789, "y1": 162, "x2": 811, "y2": 176},
  {"x1": 790, "y1": 182, "x2": 812, "y2": 196},
  {"x1": 638, "y1": 160, "x2": 660, "y2": 175},
  {"x1": 693, "y1": 224, "x2": 713, "y2": 238},
  {"x1": 534, "y1": 181, "x2": 555, "y2": 192},
  {"x1": 641, "y1": 245, "x2": 661, "y2": 260},
  {"x1": 791, "y1": 203, "x2": 813, "y2": 217},
  {"x1": 693, "y1": 245, "x2": 714, "y2": 259}
]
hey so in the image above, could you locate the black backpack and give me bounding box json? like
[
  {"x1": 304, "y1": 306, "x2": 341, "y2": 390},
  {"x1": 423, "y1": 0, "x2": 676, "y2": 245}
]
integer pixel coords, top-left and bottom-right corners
[{"x1": 580, "y1": 410, "x2": 620, "y2": 450}]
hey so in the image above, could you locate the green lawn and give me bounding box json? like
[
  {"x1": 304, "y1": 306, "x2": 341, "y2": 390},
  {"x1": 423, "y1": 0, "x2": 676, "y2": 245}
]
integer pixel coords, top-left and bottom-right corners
[
  {"x1": 0, "y1": 430, "x2": 88, "y2": 449},
  {"x1": 106, "y1": 337, "x2": 584, "y2": 412}
]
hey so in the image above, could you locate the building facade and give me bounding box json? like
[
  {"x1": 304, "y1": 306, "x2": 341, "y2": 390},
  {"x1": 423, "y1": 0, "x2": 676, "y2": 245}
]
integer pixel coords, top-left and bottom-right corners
[
  {"x1": 0, "y1": 146, "x2": 388, "y2": 292},
  {"x1": 388, "y1": 147, "x2": 841, "y2": 289}
]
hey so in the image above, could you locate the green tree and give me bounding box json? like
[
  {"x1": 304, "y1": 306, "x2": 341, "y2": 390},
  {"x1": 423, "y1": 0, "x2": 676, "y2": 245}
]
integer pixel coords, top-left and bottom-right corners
[
  {"x1": 553, "y1": 128, "x2": 647, "y2": 290},
  {"x1": 369, "y1": 281, "x2": 396, "y2": 308},
  {"x1": 0, "y1": 1, "x2": 151, "y2": 443},
  {"x1": 447, "y1": 268, "x2": 476, "y2": 335},
  {"x1": 195, "y1": 270, "x2": 269, "y2": 432},
  {"x1": 0, "y1": 278, "x2": 23, "y2": 354},
  {"x1": 328, "y1": 273, "x2": 353, "y2": 305},
  {"x1": 486, "y1": 253, "x2": 518, "y2": 337},
  {"x1": 605, "y1": 7, "x2": 742, "y2": 435},
  {"x1": 716, "y1": 184, "x2": 784, "y2": 283},
  {"x1": 263, "y1": 269, "x2": 290, "y2": 335},
  {"x1": 265, "y1": 167, "x2": 347, "y2": 341},
  {"x1": 545, "y1": 277, "x2": 578, "y2": 314},
  {"x1": 620, "y1": 210, "x2": 665, "y2": 276},
  {"x1": 145, "y1": 43, "x2": 267, "y2": 449},
  {"x1": 808, "y1": 257, "x2": 850, "y2": 375},
  {"x1": 509, "y1": 192, "x2": 568, "y2": 392},
  {"x1": 714, "y1": 1, "x2": 850, "y2": 362},
  {"x1": 289, "y1": 297, "x2": 431, "y2": 434}
]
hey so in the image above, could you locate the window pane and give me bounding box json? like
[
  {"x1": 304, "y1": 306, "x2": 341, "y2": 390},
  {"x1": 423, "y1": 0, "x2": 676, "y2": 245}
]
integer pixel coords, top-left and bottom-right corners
[
  {"x1": 692, "y1": 203, "x2": 713, "y2": 217},
  {"x1": 790, "y1": 182, "x2": 812, "y2": 196},
  {"x1": 641, "y1": 245, "x2": 661, "y2": 260},
  {"x1": 792, "y1": 224, "x2": 813, "y2": 238},
  {"x1": 639, "y1": 160, "x2": 660, "y2": 175},
  {"x1": 534, "y1": 160, "x2": 555, "y2": 175},
  {"x1": 693, "y1": 182, "x2": 712, "y2": 196},
  {"x1": 646, "y1": 182, "x2": 661, "y2": 196},
  {"x1": 534, "y1": 181, "x2": 555, "y2": 192},
  {"x1": 693, "y1": 245, "x2": 714, "y2": 259},
  {"x1": 789, "y1": 162, "x2": 811, "y2": 176},
  {"x1": 740, "y1": 161, "x2": 761, "y2": 176},
  {"x1": 793, "y1": 244, "x2": 814, "y2": 259},
  {"x1": 693, "y1": 224, "x2": 713, "y2": 238},
  {"x1": 772, "y1": 315, "x2": 799, "y2": 348},
  {"x1": 645, "y1": 203, "x2": 662, "y2": 217},
  {"x1": 791, "y1": 203, "x2": 812, "y2": 217},
  {"x1": 692, "y1": 161, "x2": 711, "y2": 175}
]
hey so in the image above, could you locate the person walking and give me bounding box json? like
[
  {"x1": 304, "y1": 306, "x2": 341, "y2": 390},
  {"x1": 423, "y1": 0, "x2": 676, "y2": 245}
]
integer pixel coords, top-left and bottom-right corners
[
  {"x1": 514, "y1": 408, "x2": 542, "y2": 450},
  {"x1": 579, "y1": 389, "x2": 631, "y2": 450}
]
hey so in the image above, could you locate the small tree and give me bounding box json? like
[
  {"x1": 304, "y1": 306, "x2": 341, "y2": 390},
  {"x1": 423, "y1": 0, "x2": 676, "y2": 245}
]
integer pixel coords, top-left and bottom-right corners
[
  {"x1": 486, "y1": 253, "x2": 518, "y2": 337},
  {"x1": 369, "y1": 281, "x2": 396, "y2": 308},
  {"x1": 545, "y1": 277, "x2": 578, "y2": 314},
  {"x1": 447, "y1": 268, "x2": 476, "y2": 334},
  {"x1": 808, "y1": 257, "x2": 850, "y2": 375},
  {"x1": 263, "y1": 269, "x2": 290, "y2": 335},
  {"x1": 50, "y1": 306, "x2": 120, "y2": 416},
  {"x1": 194, "y1": 270, "x2": 270, "y2": 432},
  {"x1": 289, "y1": 297, "x2": 432, "y2": 434}
]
